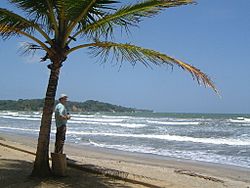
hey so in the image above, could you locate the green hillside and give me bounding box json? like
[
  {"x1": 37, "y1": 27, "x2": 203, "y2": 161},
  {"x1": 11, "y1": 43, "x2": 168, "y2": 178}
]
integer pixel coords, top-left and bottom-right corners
[{"x1": 0, "y1": 99, "x2": 151, "y2": 113}]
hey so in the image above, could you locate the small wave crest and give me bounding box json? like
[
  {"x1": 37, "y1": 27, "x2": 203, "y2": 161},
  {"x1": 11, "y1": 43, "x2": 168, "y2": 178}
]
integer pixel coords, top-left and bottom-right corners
[
  {"x1": 68, "y1": 120, "x2": 146, "y2": 128},
  {"x1": 70, "y1": 117, "x2": 124, "y2": 123},
  {"x1": 87, "y1": 141, "x2": 250, "y2": 168},
  {"x1": 66, "y1": 131, "x2": 250, "y2": 146},
  {"x1": 0, "y1": 126, "x2": 39, "y2": 132},
  {"x1": 0, "y1": 111, "x2": 41, "y2": 121},
  {"x1": 229, "y1": 117, "x2": 250, "y2": 124},
  {"x1": 0, "y1": 115, "x2": 41, "y2": 121},
  {"x1": 147, "y1": 120, "x2": 200, "y2": 125}
]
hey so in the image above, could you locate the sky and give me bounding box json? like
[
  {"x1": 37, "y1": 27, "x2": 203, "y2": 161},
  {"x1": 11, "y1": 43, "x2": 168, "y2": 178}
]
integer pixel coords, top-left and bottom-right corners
[{"x1": 0, "y1": 0, "x2": 250, "y2": 114}]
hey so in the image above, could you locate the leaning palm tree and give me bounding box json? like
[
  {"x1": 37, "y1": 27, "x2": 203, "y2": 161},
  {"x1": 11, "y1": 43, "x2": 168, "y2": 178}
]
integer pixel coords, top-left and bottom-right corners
[{"x1": 0, "y1": 0, "x2": 217, "y2": 177}]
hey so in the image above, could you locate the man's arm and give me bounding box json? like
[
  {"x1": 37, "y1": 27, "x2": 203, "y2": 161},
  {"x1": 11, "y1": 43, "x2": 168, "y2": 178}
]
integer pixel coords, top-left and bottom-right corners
[
  {"x1": 59, "y1": 114, "x2": 70, "y2": 120},
  {"x1": 58, "y1": 106, "x2": 71, "y2": 120}
]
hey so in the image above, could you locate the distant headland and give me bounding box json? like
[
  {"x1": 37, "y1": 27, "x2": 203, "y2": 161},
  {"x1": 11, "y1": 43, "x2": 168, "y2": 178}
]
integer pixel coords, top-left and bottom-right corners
[{"x1": 0, "y1": 99, "x2": 152, "y2": 113}]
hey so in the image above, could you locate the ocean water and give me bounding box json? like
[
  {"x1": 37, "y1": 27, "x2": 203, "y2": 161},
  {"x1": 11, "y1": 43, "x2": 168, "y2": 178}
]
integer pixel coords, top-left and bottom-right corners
[{"x1": 0, "y1": 111, "x2": 249, "y2": 168}]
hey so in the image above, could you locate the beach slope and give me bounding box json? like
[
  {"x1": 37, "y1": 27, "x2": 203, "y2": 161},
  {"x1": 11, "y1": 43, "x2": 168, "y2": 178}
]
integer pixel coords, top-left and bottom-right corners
[{"x1": 0, "y1": 135, "x2": 249, "y2": 188}]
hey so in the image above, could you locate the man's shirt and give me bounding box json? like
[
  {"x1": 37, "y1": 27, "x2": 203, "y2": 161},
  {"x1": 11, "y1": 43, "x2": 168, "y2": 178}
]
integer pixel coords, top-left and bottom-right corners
[{"x1": 55, "y1": 103, "x2": 68, "y2": 127}]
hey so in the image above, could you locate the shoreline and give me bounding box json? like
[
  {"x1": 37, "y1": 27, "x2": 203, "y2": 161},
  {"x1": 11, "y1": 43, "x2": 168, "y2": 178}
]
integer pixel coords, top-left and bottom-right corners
[
  {"x1": 1, "y1": 131, "x2": 250, "y2": 171},
  {"x1": 1, "y1": 132, "x2": 250, "y2": 188},
  {"x1": 2, "y1": 131, "x2": 249, "y2": 171}
]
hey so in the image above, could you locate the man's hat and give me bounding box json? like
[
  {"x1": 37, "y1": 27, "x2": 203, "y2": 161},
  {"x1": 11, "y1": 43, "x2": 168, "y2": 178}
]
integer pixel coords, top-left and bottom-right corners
[{"x1": 59, "y1": 93, "x2": 68, "y2": 100}]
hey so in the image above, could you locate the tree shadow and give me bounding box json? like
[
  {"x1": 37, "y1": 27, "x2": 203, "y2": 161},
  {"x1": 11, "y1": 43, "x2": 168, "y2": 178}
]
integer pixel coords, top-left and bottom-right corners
[{"x1": 0, "y1": 159, "x2": 137, "y2": 188}]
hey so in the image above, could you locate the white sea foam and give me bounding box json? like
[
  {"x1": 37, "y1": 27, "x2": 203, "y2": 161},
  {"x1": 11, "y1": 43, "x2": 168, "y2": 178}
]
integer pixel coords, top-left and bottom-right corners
[
  {"x1": 229, "y1": 118, "x2": 250, "y2": 123},
  {"x1": 0, "y1": 111, "x2": 42, "y2": 121},
  {"x1": 89, "y1": 140, "x2": 156, "y2": 153},
  {"x1": 68, "y1": 120, "x2": 146, "y2": 128},
  {"x1": 66, "y1": 131, "x2": 250, "y2": 146},
  {"x1": 70, "y1": 117, "x2": 124, "y2": 123},
  {"x1": 70, "y1": 114, "x2": 96, "y2": 118},
  {"x1": 101, "y1": 115, "x2": 141, "y2": 120},
  {"x1": 87, "y1": 140, "x2": 250, "y2": 168},
  {"x1": 147, "y1": 120, "x2": 200, "y2": 125},
  {"x1": 1, "y1": 111, "x2": 19, "y2": 116},
  {"x1": 0, "y1": 115, "x2": 41, "y2": 121},
  {"x1": 0, "y1": 111, "x2": 41, "y2": 116},
  {"x1": 108, "y1": 123, "x2": 146, "y2": 128},
  {"x1": 70, "y1": 114, "x2": 138, "y2": 120},
  {"x1": 0, "y1": 126, "x2": 39, "y2": 132}
]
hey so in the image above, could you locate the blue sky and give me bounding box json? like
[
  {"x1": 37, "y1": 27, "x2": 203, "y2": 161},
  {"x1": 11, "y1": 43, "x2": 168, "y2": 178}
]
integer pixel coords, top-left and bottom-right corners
[{"x1": 0, "y1": 0, "x2": 250, "y2": 114}]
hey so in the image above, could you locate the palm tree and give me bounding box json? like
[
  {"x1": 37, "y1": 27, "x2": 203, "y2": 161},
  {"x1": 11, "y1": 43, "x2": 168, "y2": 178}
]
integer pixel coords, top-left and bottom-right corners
[{"x1": 0, "y1": 0, "x2": 217, "y2": 177}]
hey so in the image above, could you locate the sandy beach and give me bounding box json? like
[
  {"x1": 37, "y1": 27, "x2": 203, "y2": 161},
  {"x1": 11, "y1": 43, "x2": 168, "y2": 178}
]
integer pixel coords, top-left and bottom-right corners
[{"x1": 0, "y1": 133, "x2": 250, "y2": 188}]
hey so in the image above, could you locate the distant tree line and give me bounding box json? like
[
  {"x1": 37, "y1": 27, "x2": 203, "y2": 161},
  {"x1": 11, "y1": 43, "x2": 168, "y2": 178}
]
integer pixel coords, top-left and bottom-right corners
[
  {"x1": 0, "y1": 99, "x2": 44, "y2": 111},
  {"x1": 0, "y1": 99, "x2": 150, "y2": 113}
]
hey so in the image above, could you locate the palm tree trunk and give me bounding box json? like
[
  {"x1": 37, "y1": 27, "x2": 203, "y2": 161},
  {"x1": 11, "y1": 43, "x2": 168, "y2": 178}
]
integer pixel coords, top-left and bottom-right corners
[{"x1": 32, "y1": 63, "x2": 60, "y2": 177}]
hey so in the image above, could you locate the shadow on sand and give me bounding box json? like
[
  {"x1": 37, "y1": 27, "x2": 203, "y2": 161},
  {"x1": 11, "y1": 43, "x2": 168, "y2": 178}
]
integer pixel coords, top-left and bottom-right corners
[{"x1": 0, "y1": 159, "x2": 136, "y2": 188}]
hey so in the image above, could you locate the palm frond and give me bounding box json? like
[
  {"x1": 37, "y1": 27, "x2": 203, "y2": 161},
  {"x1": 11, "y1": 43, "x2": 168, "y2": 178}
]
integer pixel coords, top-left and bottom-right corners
[
  {"x1": 9, "y1": 0, "x2": 49, "y2": 18},
  {"x1": 66, "y1": 0, "x2": 118, "y2": 22},
  {"x1": 87, "y1": 41, "x2": 217, "y2": 93},
  {"x1": 9, "y1": 0, "x2": 55, "y2": 34},
  {"x1": 0, "y1": 7, "x2": 53, "y2": 47},
  {"x1": 82, "y1": 0, "x2": 195, "y2": 39},
  {"x1": 0, "y1": 8, "x2": 35, "y2": 39},
  {"x1": 18, "y1": 41, "x2": 43, "y2": 56},
  {"x1": 63, "y1": 0, "x2": 118, "y2": 44}
]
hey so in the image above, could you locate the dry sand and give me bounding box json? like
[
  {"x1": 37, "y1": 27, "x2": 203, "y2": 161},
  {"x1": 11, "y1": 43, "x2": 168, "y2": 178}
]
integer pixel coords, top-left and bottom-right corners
[{"x1": 0, "y1": 133, "x2": 250, "y2": 188}]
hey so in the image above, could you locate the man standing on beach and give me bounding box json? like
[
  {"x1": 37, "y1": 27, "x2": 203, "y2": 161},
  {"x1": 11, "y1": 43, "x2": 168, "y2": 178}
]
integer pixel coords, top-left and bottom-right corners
[{"x1": 54, "y1": 94, "x2": 71, "y2": 154}]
